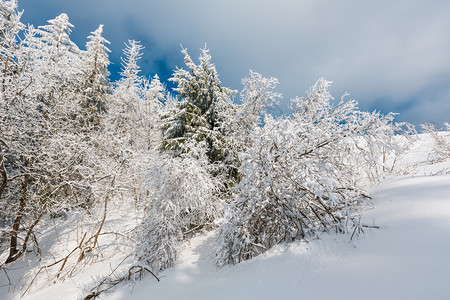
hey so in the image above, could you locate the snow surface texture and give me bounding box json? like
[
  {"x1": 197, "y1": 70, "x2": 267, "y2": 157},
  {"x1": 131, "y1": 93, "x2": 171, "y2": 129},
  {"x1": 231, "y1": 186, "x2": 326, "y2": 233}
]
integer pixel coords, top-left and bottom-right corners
[
  {"x1": 2, "y1": 133, "x2": 449, "y2": 300},
  {"x1": 107, "y1": 175, "x2": 450, "y2": 300}
]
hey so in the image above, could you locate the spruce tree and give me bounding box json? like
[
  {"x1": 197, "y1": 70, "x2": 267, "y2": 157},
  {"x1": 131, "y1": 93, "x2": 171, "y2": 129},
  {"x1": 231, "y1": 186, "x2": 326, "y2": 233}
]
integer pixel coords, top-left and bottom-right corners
[
  {"x1": 80, "y1": 24, "x2": 111, "y2": 127},
  {"x1": 161, "y1": 47, "x2": 236, "y2": 171},
  {"x1": 110, "y1": 40, "x2": 146, "y2": 148}
]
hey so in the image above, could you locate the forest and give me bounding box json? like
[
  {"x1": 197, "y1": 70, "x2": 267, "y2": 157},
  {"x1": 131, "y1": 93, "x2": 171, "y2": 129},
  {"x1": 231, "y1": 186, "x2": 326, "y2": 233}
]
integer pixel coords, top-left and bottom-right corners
[{"x1": 1, "y1": 1, "x2": 449, "y2": 299}]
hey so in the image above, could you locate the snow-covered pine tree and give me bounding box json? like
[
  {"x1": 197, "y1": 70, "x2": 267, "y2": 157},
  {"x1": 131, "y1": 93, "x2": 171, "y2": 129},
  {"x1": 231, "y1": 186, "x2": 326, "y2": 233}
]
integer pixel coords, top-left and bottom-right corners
[
  {"x1": 110, "y1": 40, "x2": 146, "y2": 148},
  {"x1": 146, "y1": 74, "x2": 165, "y2": 103},
  {"x1": 80, "y1": 24, "x2": 111, "y2": 128},
  {"x1": 215, "y1": 78, "x2": 411, "y2": 266},
  {"x1": 119, "y1": 39, "x2": 143, "y2": 90},
  {"x1": 160, "y1": 98, "x2": 210, "y2": 155},
  {"x1": 161, "y1": 47, "x2": 237, "y2": 170},
  {"x1": 135, "y1": 48, "x2": 244, "y2": 274}
]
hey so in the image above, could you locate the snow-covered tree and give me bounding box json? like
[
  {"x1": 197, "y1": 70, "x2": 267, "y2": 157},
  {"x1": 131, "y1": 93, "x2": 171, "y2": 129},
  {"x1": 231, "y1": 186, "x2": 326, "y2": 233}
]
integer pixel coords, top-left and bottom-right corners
[
  {"x1": 80, "y1": 24, "x2": 111, "y2": 127},
  {"x1": 141, "y1": 74, "x2": 165, "y2": 150},
  {"x1": 119, "y1": 39, "x2": 143, "y2": 90},
  {"x1": 239, "y1": 70, "x2": 281, "y2": 129},
  {"x1": 136, "y1": 147, "x2": 222, "y2": 273},
  {"x1": 161, "y1": 47, "x2": 236, "y2": 164},
  {"x1": 24, "y1": 13, "x2": 82, "y2": 100},
  {"x1": 0, "y1": 0, "x2": 23, "y2": 80},
  {"x1": 0, "y1": 0, "x2": 42, "y2": 259},
  {"x1": 145, "y1": 74, "x2": 165, "y2": 103},
  {"x1": 215, "y1": 78, "x2": 411, "y2": 266},
  {"x1": 106, "y1": 40, "x2": 165, "y2": 207},
  {"x1": 0, "y1": 0, "x2": 25, "y2": 104},
  {"x1": 110, "y1": 40, "x2": 146, "y2": 148},
  {"x1": 226, "y1": 70, "x2": 282, "y2": 157},
  {"x1": 0, "y1": 0, "x2": 22, "y2": 38},
  {"x1": 0, "y1": 12, "x2": 110, "y2": 264}
]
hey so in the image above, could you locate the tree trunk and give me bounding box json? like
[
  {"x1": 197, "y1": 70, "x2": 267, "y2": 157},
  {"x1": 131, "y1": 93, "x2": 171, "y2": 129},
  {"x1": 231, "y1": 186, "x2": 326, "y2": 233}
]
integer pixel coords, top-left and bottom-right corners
[
  {"x1": 0, "y1": 139, "x2": 8, "y2": 199},
  {"x1": 0, "y1": 156, "x2": 7, "y2": 199},
  {"x1": 4, "y1": 174, "x2": 29, "y2": 264}
]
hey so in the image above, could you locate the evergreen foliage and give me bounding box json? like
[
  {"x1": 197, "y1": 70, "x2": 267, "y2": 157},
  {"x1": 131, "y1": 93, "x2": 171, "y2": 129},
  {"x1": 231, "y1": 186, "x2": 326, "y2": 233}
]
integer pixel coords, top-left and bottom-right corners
[
  {"x1": 161, "y1": 47, "x2": 236, "y2": 165},
  {"x1": 80, "y1": 24, "x2": 111, "y2": 126}
]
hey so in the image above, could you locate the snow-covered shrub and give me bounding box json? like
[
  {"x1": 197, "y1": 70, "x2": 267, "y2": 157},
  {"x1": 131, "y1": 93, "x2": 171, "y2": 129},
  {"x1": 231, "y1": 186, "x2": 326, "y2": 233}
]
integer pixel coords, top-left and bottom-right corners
[
  {"x1": 216, "y1": 78, "x2": 410, "y2": 266},
  {"x1": 136, "y1": 148, "x2": 222, "y2": 273},
  {"x1": 421, "y1": 122, "x2": 450, "y2": 162},
  {"x1": 224, "y1": 70, "x2": 282, "y2": 161}
]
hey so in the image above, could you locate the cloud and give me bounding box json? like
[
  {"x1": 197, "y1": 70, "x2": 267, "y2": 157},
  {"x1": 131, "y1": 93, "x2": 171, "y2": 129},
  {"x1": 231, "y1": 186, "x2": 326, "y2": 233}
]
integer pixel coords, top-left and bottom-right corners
[
  {"x1": 18, "y1": 0, "x2": 450, "y2": 125},
  {"x1": 391, "y1": 79, "x2": 450, "y2": 126}
]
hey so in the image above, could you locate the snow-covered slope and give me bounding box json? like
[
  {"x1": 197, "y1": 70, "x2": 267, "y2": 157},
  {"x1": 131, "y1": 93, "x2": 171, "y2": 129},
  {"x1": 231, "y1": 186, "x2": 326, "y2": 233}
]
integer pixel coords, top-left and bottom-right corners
[
  {"x1": 103, "y1": 174, "x2": 450, "y2": 300},
  {"x1": 2, "y1": 133, "x2": 450, "y2": 300}
]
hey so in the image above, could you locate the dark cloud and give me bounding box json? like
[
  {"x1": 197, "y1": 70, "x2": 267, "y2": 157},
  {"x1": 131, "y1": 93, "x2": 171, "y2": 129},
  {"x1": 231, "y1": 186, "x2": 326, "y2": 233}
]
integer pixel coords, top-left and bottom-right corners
[{"x1": 18, "y1": 0, "x2": 450, "y2": 125}]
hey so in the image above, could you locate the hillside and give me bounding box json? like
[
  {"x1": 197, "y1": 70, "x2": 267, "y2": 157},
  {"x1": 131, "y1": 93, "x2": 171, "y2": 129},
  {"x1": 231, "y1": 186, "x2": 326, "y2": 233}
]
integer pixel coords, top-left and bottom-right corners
[{"x1": 1, "y1": 133, "x2": 449, "y2": 300}]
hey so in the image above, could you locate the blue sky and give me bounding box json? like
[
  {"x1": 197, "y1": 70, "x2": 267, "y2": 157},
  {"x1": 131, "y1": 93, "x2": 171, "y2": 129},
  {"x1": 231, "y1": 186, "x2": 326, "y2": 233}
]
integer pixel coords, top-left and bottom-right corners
[{"x1": 17, "y1": 0, "x2": 450, "y2": 126}]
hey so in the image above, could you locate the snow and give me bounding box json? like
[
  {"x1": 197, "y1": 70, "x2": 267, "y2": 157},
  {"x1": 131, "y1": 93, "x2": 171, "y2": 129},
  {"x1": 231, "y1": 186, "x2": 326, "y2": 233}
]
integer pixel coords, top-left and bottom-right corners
[
  {"x1": 2, "y1": 133, "x2": 450, "y2": 299},
  {"x1": 101, "y1": 174, "x2": 450, "y2": 300}
]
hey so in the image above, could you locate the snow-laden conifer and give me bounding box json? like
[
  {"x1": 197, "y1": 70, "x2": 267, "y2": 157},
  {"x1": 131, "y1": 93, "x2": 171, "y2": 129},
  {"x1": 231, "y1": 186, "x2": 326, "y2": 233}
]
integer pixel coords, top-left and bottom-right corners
[
  {"x1": 109, "y1": 40, "x2": 148, "y2": 151},
  {"x1": 161, "y1": 47, "x2": 236, "y2": 164},
  {"x1": 120, "y1": 39, "x2": 144, "y2": 90},
  {"x1": 80, "y1": 24, "x2": 111, "y2": 125}
]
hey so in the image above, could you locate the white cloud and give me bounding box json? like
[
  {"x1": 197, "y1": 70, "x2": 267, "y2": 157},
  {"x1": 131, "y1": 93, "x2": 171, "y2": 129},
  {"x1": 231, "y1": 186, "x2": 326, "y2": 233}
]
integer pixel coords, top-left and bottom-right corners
[{"x1": 19, "y1": 0, "x2": 450, "y2": 124}]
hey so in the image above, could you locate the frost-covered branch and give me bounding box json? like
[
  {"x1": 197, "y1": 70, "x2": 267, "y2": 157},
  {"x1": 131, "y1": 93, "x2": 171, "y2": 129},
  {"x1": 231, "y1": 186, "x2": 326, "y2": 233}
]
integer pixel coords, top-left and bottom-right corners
[{"x1": 215, "y1": 78, "x2": 413, "y2": 266}]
